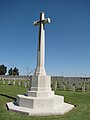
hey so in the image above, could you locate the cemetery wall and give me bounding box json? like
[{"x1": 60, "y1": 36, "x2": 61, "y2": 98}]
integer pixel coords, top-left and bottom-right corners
[
  {"x1": 51, "y1": 76, "x2": 90, "y2": 83},
  {"x1": 0, "y1": 75, "x2": 30, "y2": 80},
  {"x1": 0, "y1": 75, "x2": 90, "y2": 83}
]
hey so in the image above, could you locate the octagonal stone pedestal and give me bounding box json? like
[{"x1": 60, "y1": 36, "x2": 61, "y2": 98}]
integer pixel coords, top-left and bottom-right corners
[
  {"x1": 16, "y1": 94, "x2": 64, "y2": 109},
  {"x1": 6, "y1": 75, "x2": 74, "y2": 116}
]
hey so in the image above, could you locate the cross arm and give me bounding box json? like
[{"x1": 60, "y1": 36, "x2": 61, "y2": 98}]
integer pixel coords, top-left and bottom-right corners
[
  {"x1": 43, "y1": 18, "x2": 51, "y2": 24},
  {"x1": 34, "y1": 18, "x2": 51, "y2": 26},
  {"x1": 34, "y1": 20, "x2": 40, "y2": 26}
]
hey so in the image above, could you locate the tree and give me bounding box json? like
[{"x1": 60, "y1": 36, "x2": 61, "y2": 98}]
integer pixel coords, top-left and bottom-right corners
[
  {"x1": 13, "y1": 67, "x2": 19, "y2": 75},
  {"x1": 24, "y1": 66, "x2": 34, "y2": 76},
  {"x1": 8, "y1": 67, "x2": 19, "y2": 75},
  {"x1": 8, "y1": 68, "x2": 13, "y2": 75},
  {"x1": 0, "y1": 64, "x2": 7, "y2": 75}
]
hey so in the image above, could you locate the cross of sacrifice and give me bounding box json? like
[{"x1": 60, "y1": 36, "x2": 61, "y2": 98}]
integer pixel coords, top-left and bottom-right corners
[{"x1": 34, "y1": 12, "x2": 51, "y2": 76}]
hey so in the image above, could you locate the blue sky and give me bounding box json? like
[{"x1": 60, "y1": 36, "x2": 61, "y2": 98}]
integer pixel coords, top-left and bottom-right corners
[{"x1": 0, "y1": 0, "x2": 90, "y2": 76}]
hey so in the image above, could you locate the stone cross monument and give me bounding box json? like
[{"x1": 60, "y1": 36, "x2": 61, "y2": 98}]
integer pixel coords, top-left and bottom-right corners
[
  {"x1": 34, "y1": 12, "x2": 50, "y2": 76},
  {"x1": 7, "y1": 12, "x2": 74, "y2": 116}
]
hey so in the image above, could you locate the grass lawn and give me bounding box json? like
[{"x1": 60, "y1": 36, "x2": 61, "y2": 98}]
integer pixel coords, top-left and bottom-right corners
[{"x1": 0, "y1": 80, "x2": 90, "y2": 120}]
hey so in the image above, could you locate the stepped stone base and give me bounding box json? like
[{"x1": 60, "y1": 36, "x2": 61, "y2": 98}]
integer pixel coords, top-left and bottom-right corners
[
  {"x1": 7, "y1": 101, "x2": 74, "y2": 116},
  {"x1": 6, "y1": 75, "x2": 74, "y2": 116},
  {"x1": 16, "y1": 95, "x2": 64, "y2": 109}
]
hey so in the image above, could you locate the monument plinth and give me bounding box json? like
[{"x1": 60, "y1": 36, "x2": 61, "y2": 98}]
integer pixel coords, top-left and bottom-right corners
[{"x1": 6, "y1": 12, "x2": 74, "y2": 116}]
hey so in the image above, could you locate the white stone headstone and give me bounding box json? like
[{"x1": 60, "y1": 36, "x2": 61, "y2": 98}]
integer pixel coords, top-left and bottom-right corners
[
  {"x1": 82, "y1": 85, "x2": 85, "y2": 92},
  {"x1": 8, "y1": 80, "x2": 11, "y2": 85},
  {"x1": 27, "y1": 81, "x2": 29, "y2": 87},
  {"x1": 24, "y1": 82, "x2": 27, "y2": 88},
  {"x1": 18, "y1": 81, "x2": 21, "y2": 86},
  {"x1": 13, "y1": 81, "x2": 15, "y2": 86},
  {"x1": 71, "y1": 85, "x2": 76, "y2": 92},
  {"x1": 86, "y1": 85, "x2": 90, "y2": 91},
  {"x1": 2, "y1": 80, "x2": 5, "y2": 85}
]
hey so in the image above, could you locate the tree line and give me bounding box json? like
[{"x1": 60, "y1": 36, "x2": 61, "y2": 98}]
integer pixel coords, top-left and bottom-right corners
[{"x1": 0, "y1": 64, "x2": 19, "y2": 75}]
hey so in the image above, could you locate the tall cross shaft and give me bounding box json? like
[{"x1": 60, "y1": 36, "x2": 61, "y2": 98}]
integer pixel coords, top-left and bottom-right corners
[{"x1": 34, "y1": 12, "x2": 50, "y2": 76}]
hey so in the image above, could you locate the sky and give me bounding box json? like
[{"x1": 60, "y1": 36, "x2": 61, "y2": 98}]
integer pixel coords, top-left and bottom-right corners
[{"x1": 0, "y1": 0, "x2": 90, "y2": 76}]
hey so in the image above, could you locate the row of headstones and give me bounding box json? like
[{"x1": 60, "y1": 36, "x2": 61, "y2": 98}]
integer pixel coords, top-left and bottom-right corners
[
  {"x1": 51, "y1": 80, "x2": 90, "y2": 92},
  {"x1": 1, "y1": 79, "x2": 29, "y2": 88},
  {"x1": 1, "y1": 79, "x2": 90, "y2": 91}
]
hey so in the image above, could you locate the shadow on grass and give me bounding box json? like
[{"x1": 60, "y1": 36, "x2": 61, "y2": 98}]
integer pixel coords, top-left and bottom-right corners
[{"x1": 0, "y1": 93, "x2": 16, "y2": 101}]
